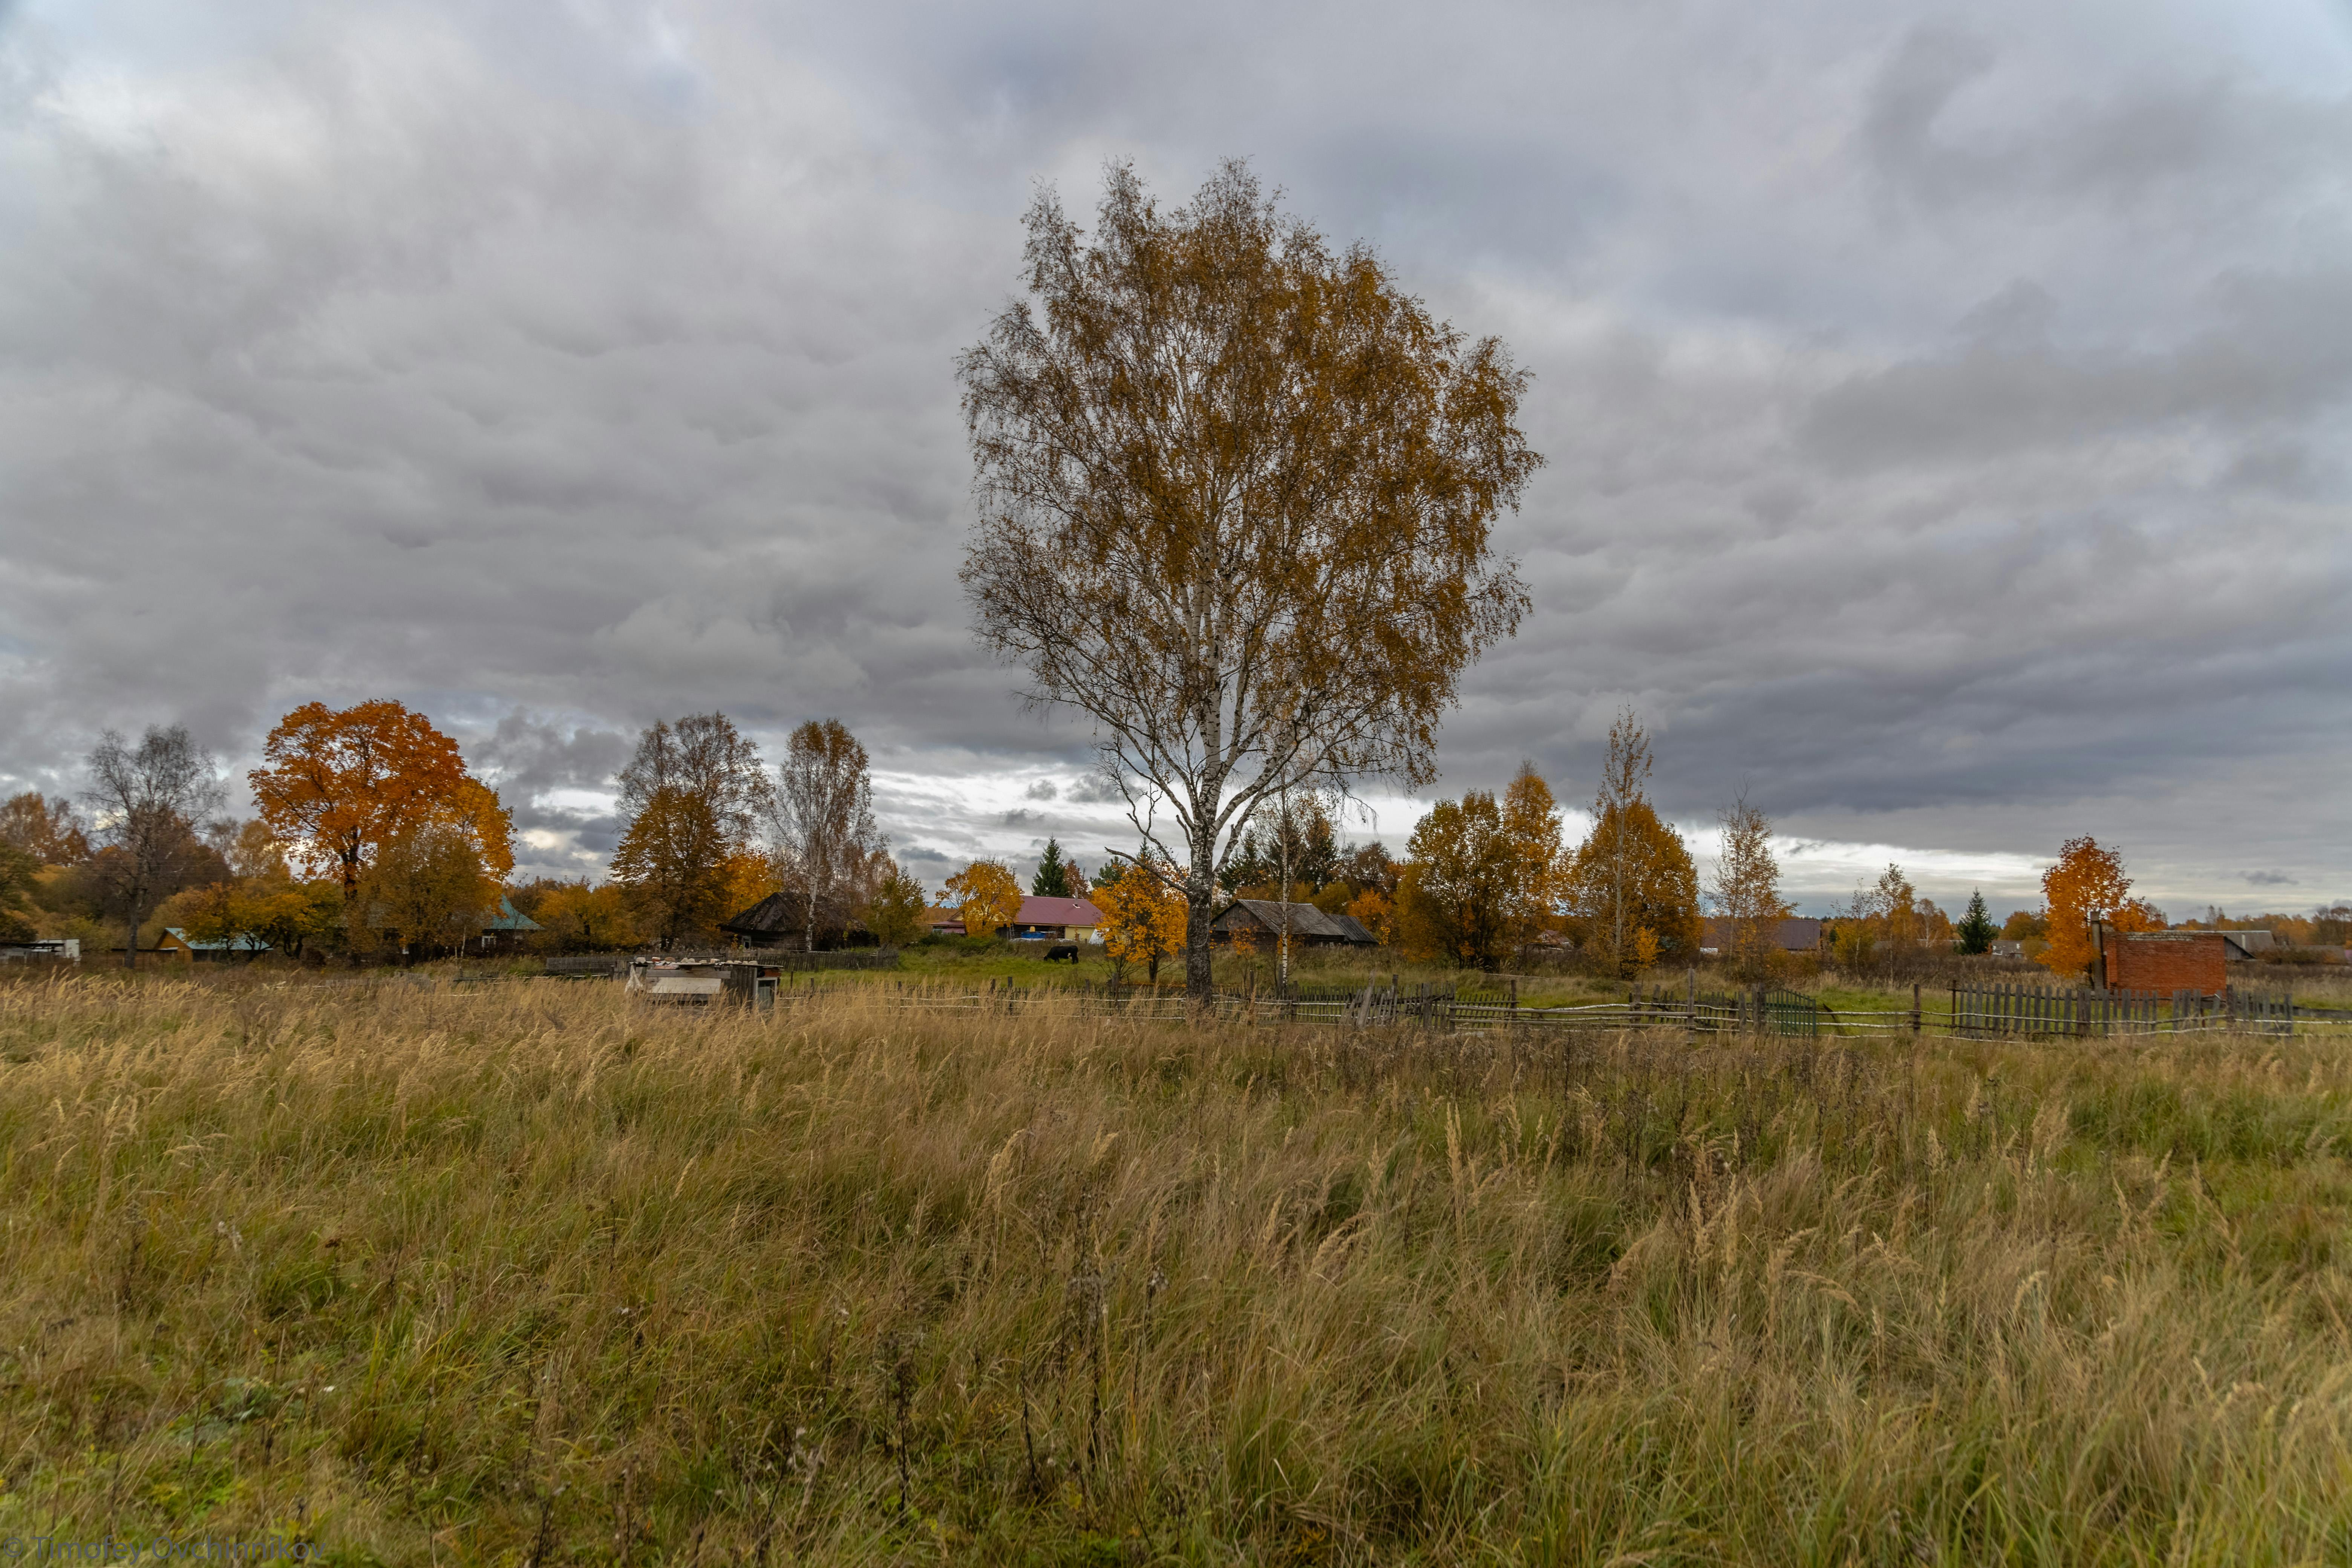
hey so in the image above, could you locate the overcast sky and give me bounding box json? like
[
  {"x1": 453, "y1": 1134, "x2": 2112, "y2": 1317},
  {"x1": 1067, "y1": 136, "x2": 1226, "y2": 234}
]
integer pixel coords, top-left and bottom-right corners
[{"x1": 3, "y1": 0, "x2": 2348, "y2": 917}]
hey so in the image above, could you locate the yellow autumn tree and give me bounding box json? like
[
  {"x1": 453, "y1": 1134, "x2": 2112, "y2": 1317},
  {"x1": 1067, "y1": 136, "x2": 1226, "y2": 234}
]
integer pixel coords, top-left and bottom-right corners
[
  {"x1": 958, "y1": 162, "x2": 1539, "y2": 1005},
  {"x1": 1560, "y1": 712, "x2": 1701, "y2": 976},
  {"x1": 608, "y1": 714, "x2": 771, "y2": 951},
  {"x1": 945, "y1": 859, "x2": 1022, "y2": 940},
  {"x1": 1094, "y1": 865, "x2": 1187, "y2": 985},
  {"x1": 1708, "y1": 795, "x2": 1791, "y2": 980},
  {"x1": 355, "y1": 820, "x2": 504, "y2": 962},
  {"x1": 1500, "y1": 763, "x2": 1565, "y2": 946},
  {"x1": 2038, "y1": 836, "x2": 2164, "y2": 982},
  {"x1": 1344, "y1": 887, "x2": 1395, "y2": 946},
  {"x1": 859, "y1": 859, "x2": 930, "y2": 949},
  {"x1": 529, "y1": 882, "x2": 640, "y2": 953},
  {"x1": 1395, "y1": 792, "x2": 1517, "y2": 967}
]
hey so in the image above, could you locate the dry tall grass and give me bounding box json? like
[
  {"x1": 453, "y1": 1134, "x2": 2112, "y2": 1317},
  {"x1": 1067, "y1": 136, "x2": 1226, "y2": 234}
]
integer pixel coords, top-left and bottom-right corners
[{"x1": 3, "y1": 974, "x2": 2350, "y2": 1564}]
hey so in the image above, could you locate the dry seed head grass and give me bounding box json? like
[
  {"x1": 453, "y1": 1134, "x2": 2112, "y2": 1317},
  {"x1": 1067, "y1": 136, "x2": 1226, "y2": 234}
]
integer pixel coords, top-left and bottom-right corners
[{"x1": 2, "y1": 971, "x2": 2351, "y2": 1563}]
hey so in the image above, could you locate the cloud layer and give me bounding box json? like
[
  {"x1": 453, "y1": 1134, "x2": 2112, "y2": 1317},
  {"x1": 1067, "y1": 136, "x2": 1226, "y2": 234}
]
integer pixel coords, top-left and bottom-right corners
[{"x1": 2, "y1": 0, "x2": 2347, "y2": 916}]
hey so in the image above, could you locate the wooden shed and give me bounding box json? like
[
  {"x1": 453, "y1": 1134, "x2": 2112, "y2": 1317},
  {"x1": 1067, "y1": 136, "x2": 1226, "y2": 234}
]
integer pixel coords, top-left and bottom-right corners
[{"x1": 1210, "y1": 900, "x2": 1377, "y2": 946}]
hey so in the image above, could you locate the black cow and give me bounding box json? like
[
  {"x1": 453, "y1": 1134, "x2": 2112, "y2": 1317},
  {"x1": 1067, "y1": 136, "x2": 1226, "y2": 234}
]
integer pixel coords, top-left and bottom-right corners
[{"x1": 1044, "y1": 943, "x2": 1081, "y2": 964}]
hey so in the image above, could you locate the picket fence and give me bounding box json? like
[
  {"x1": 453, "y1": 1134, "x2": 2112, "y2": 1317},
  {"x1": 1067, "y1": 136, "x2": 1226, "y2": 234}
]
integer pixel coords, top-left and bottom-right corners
[{"x1": 1949, "y1": 981, "x2": 2297, "y2": 1037}]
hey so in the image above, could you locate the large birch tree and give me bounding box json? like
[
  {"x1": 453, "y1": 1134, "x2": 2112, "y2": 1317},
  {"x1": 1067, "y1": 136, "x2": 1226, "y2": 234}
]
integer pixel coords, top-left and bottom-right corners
[
  {"x1": 769, "y1": 719, "x2": 885, "y2": 953},
  {"x1": 958, "y1": 161, "x2": 1539, "y2": 1001}
]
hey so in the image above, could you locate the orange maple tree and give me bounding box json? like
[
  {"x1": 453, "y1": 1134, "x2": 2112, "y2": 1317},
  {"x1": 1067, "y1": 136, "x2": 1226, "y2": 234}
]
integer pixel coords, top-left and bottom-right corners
[
  {"x1": 2038, "y1": 835, "x2": 2163, "y2": 980},
  {"x1": 248, "y1": 701, "x2": 513, "y2": 895}
]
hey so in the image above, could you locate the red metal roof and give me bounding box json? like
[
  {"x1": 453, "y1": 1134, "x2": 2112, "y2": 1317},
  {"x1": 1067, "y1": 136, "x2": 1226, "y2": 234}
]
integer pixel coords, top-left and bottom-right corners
[{"x1": 1015, "y1": 897, "x2": 1103, "y2": 926}]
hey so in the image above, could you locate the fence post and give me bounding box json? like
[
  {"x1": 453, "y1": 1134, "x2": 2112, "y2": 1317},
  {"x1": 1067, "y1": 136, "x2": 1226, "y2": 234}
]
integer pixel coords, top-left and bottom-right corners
[{"x1": 1911, "y1": 981, "x2": 1921, "y2": 1036}]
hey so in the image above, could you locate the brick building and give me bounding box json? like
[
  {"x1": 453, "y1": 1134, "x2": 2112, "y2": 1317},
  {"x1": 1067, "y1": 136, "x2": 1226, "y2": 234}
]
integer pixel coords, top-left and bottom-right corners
[{"x1": 2100, "y1": 929, "x2": 2226, "y2": 995}]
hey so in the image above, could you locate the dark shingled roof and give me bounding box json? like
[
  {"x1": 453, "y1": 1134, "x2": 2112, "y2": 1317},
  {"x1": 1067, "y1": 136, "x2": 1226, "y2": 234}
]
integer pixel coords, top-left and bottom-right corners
[
  {"x1": 718, "y1": 892, "x2": 796, "y2": 938},
  {"x1": 1211, "y1": 899, "x2": 1377, "y2": 944}
]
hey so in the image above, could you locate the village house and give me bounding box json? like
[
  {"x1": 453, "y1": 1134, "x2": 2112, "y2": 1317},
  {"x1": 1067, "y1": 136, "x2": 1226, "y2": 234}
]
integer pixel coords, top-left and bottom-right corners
[
  {"x1": 155, "y1": 927, "x2": 271, "y2": 963},
  {"x1": 718, "y1": 892, "x2": 797, "y2": 948},
  {"x1": 1210, "y1": 899, "x2": 1377, "y2": 947},
  {"x1": 1698, "y1": 917, "x2": 1823, "y2": 956},
  {"x1": 1009, "y1": 896, "x2": 1104, "y2": 941},
  {"x1": 921, "y1": 897, "x2": 1106, "y2": 941},
  {"x1": 477, "y1": 896, "x2": 542, "y2": 953},
  {"x1": 2217, "y1": 929, "x2": 2275, "y2": 962},
  {"x1": 0, "y1": 937, "x2": 78, "y2": 963}
]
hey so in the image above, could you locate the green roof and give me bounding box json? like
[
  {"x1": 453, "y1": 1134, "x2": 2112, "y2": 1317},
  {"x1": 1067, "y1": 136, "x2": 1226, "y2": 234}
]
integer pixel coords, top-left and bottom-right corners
[
  {"x1": 484, "y1": 896, "x2": 542, "y2": 932},
  {"x1": 163, "y1": 927, "x2": 270, "y2": 953}
]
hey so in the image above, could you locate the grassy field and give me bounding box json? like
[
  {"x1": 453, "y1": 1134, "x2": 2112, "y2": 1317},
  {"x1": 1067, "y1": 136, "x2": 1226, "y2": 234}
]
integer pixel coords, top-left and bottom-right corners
[
  {"x1": 800, "y1": 937, "x2": 2352, "y2": 1015},
  {"x1": 5, "y1": 973, "x2": 2352, "y2": 1565},
  {"x1": 880, "y1": 940, "x2": 1626, "y2": 1004}
]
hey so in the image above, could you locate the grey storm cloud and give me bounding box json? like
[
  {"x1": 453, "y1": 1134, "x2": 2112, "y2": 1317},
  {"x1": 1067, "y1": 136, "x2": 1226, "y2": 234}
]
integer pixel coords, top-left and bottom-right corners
[{"x1": 0, "y1": 0, "x2": 2347, "y2": 911}]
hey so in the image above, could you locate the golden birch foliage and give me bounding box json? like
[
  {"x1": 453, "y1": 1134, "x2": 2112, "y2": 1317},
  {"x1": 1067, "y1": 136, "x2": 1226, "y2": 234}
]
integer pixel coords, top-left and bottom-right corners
[
  {"x1": 1562, "y1": 800, "x2": 1702, "y2": 974},
  {"x1": 1500, "y1": 763, "x2": 1564, "y2": 942},
  {"x1": 1396, "y1": 765, "x2": 1564, "y2": 967},
  {"x1": 182, "y1": 836, "x2": 330, "y2": 956},
  {"x1": 1829, "y1": 864, "x2": 1925, "y2": 973},
  {"x1": 957, "y1": 160, "x2": 1538, "y2": 1002},
  {"x1": 1562, "y1": 709, "x2": 1698, "y2": 974},
  {"x1": 609, "y1": 715, "x2": 770, "y2": 951},
  {"x1": 771, "y1": 719, "x2": 884, "y2": 951},
  {"x1": 1709, "y1": 796, "x2": 1790, "y2": 979},
  {"x1": 720, "y1": 851, "x2": 779, "y2": 922},
  {"x1": 945, "y1": 860, "x2": 1022, "y2": 940}
]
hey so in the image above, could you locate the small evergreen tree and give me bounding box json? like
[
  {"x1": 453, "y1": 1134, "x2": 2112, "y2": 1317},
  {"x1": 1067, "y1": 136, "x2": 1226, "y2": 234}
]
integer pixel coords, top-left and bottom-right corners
[
  {"x1": 1955, "y1": 888, "x2": 1996, "y2": 955},
  {"x1": 1032, "y1": 838, "x2": 1073, "y2": 897}
]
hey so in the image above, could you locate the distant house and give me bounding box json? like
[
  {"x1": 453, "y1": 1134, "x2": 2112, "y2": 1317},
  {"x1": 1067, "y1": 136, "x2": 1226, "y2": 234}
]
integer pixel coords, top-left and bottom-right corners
[
  {"x1": 1211, "y1": 899, "x2": 1377, "y2": 947},
  {"x1": 1700, "y1": 917, "x2": 1822, "y2": 956},
  {"x1": 478, "y1": 896, "x2": 542, "y2": 953},
  {"x1": 0, "y1": 937, "x2": 77, "y2": 963},
  {"x1": 718, "y1": 893, "x2": 796, "y2": 948},
  {"x1": 156, "y1": 928, "x2": 270, "y2": 963},
  {"x1": 1009, "y1": 897, "x2": 1104, "y2": 941},
  {"x1": 2218, "y1": 929, "x2": 2275, "y2": 962},
  {"x1": 917, "y1": 897, "x2": 1106, "y2": 941}
]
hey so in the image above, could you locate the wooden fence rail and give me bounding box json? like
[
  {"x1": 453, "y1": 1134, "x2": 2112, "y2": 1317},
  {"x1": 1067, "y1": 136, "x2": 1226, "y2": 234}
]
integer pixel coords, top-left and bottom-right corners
[{"x1": 1951, "y1": 981, "x2": 2296, "y2": 1037}]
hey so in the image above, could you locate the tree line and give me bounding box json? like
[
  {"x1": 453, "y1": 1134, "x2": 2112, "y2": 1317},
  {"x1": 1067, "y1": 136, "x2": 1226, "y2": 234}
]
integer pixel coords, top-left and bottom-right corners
[
  {"x1": 0, "y1": 702, "x2": 927, "y2": 965},
  {"x1": 12, "y1": 168, "x2": 2334, "y2": 988},
  {"x1": 1184, "y1": 707, "x2": 1787, "y2": 978},
  {"x1": 8, "y1": 706, "x2": 2332, "y2": 983}
]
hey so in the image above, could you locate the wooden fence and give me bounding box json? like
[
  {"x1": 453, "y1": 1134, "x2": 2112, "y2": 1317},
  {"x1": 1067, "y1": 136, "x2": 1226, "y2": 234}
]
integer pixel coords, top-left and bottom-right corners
[
  {"x1": 538, "y1": 949, "x2": 900, "y2": 978},
  {"x1": 1951, "y1": 981, "x2": 2297, "y2": 1037},
  {"x1": 418, "y1": 962, "x2": 2331, "y2": 1041}
]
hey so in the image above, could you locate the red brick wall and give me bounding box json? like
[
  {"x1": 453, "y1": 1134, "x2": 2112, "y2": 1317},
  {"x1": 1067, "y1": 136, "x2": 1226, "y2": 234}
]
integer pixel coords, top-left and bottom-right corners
[{"x1": 2104, "y1": 933, "x2": 2226, "y2": 995}]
